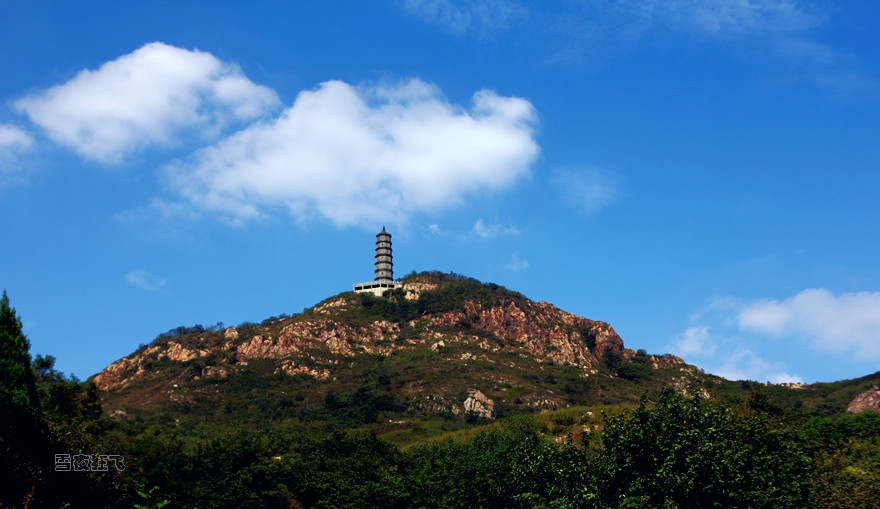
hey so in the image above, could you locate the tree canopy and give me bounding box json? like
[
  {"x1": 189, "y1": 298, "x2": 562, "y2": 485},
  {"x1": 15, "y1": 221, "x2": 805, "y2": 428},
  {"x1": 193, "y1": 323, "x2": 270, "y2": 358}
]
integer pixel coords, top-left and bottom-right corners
[{"x1": 0, "y1": 290, "x2": 39, "y2": 410}]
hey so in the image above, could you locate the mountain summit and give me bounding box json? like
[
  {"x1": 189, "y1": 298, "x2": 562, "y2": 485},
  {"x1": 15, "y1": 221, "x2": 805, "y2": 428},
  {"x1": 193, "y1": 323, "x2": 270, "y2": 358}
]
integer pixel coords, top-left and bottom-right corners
[{"x1": 94, "y1": 272, "x2": 700, "y2": 425}]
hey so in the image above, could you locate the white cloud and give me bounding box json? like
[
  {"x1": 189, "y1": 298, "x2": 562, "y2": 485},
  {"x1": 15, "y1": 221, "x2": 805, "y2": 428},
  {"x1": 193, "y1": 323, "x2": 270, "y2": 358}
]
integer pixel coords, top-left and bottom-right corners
[
  {"x1": 125, "y1": 269, "x2": 167, "y2": 291},
  {"x1": 506, "y1": 254, "x2": 529, "y2": 271},
  {"x1": 668, "y1": 325, "x2": 717, "y2": 357},
  {"x1": 16, "y1": 42, "x2": 279, "y2": 163},
  {"x1": 0, "y1": 124, "x2": 34, "y2": 172},
  {"x1": 473, "y1": 218, "x2": 519, "y2": 238},
  {"x1": 402, "y1": 0, "x2": 526, "y2": 36},
  {"x1": 551, "y1": 167, "x2": 619, "y2": 214},
  {"x1": 0, "y1": 124, "x2": 34, "y2": 151},
  {"x1": 739, "y1": 289, "x2": 880, "y2": 359},
  {"x1": 163, "y1": 78, "x2": 539, "y2": 226},
  {"x1": 711, "y1": 347, "x2": 804, "y2": 384},
  {"x1": 667, "y1": 325, "x2": 803, "y2": 383},
  {"x1": 671, "y1": 287, "x2": 880, "y2": 383}
]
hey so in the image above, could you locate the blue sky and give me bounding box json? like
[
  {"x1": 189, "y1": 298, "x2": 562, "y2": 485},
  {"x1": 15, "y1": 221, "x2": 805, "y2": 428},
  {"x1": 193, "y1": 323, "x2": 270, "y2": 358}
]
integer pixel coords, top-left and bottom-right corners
[{"x1": 1, "y1": 1, "x2": 878, "y2": 384}]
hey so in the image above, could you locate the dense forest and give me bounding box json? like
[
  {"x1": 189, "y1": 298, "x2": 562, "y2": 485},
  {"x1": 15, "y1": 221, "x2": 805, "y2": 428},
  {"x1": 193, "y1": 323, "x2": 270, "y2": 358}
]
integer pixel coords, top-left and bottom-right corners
[{"x1": 3, "y1": 288, "x2": 880, "y2": 508}]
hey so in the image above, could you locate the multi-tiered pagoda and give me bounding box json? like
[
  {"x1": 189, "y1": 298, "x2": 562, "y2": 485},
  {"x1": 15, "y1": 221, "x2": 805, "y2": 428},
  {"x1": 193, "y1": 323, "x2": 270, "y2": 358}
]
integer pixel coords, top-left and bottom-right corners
[{"x1": 353, "y1": 227, "x2": 402, "y2": 295}]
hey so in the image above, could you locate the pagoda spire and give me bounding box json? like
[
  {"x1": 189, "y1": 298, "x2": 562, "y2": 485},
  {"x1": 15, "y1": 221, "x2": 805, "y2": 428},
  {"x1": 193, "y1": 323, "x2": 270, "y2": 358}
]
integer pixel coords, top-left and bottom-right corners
[
  {"x1": 374, "y1": 227, "x2": 393, "y2": 282},
  {"x1": 353, "y1": 227, "x2": 401, "y2": 294}
]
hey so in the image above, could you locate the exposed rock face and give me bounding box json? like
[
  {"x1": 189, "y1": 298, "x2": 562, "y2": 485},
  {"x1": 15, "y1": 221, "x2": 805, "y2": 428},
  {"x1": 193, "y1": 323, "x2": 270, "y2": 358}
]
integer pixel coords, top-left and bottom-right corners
[
  {"x1": 94, "y1": 295, "x2": 628, "y2": 392},
  {"x1": 847, "y1": 385, "x2": 880, "y2": 415},
  {"x1": 235, "y1": 318, "x2": 400, "y2": 360},
  {"x1": 160, "y1": 342, "x2": 209, "y2": 362},
  {"x1": 649, "y1": 354, "x2": 686, "y2": 369},
  {"x1": 93, "y1": 285, "x2": 638, "y2": 416},
  {"x1": 93, "y1": 357, "x2": 139, "y2": 391},
  {"x1": 313, "y1": 298, "x2": 351, "y2": 314},
  {"x1": 463, "y1": 389, "x2": 494, "y2": 418},
  {"x1": 458, "y1": 299, "x2": 624, "y2": 369},
  {"x1": 403, "y1": 280, "x2": 438, "y2": 300}
]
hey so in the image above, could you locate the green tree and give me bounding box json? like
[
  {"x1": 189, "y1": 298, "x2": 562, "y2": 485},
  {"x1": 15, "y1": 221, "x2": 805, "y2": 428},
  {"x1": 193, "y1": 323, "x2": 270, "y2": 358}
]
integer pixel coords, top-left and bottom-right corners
[
  {"x1": 596, "y1": 390, "x2": 811, "y2": 508},
  {"x1": 0, "y1": 290, "x2": 40, "y2": 409},
  {"x1": 396, "y1": 415, "x2": 597, "y2": 508},
  {"x1": 1, "y1": 292, "x2": 129, "y2": 508},
  {"x1": 32, "y1": 353, "x2": 102, "y2": 421}
]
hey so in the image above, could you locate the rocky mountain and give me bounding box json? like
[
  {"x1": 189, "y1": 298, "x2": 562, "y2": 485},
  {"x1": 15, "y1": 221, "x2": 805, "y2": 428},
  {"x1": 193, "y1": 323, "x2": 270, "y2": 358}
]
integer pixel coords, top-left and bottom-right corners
[{"x1": 92, "y1": 272, "x2": 880, "y2": 431}]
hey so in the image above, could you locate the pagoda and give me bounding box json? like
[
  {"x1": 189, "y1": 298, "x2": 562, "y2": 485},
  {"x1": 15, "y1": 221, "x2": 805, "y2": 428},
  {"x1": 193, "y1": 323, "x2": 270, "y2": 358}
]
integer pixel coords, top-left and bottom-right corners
[{"x1": 353, "y1": 227, "x2": 402, "y2": 295}]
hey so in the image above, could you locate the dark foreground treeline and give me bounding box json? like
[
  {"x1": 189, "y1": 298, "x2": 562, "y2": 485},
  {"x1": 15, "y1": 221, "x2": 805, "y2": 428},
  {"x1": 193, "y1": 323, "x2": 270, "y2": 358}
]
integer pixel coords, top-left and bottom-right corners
[{"x1": 5, "y1": 380, "x2": 880, "y2": 509}]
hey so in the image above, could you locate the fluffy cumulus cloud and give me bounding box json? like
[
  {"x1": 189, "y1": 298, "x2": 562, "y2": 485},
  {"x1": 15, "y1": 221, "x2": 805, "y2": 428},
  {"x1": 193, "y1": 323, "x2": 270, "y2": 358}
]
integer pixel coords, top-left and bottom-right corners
[
  {"x1": 739, "y1": 289, "x2": 880, "y2": 359},
  {"x1": 16, "y1": 42, "x2": 278, "y2": 163},
  {"x1": 164, "y1": 79, "x2": 539, "y2": 226}
]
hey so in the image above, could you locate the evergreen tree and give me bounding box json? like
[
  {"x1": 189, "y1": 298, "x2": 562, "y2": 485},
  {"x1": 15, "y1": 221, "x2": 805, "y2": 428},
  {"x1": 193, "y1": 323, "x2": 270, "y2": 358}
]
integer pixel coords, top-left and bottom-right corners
[{"x1": 0, "y1": 290, "x2": 40, "y2": 409}]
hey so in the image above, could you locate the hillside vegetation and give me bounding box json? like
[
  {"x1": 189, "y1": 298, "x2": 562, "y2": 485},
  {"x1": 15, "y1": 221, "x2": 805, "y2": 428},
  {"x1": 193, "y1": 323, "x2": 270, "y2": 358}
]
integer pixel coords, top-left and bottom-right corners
[
  {"x1": 94, "y1": 271, "x2": 700, "y2": 432},
  {"x1": 2, "y1": 275, "x2": 880, "y2": 507}
]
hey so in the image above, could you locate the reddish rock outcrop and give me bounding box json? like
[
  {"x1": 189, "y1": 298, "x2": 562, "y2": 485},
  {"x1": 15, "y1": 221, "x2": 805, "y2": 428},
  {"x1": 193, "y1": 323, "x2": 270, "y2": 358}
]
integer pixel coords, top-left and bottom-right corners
[
  {"x1": 847, "y1": 385, "x2": 880, "y2": 415},
  {"x1": 94, "y1": 292, "x2": 629, "y2": 394},
  {"x1": 160, "y1": 341, "x2": 208, "y2": 362},
  {"x1": 93, "y1": 357, "x2": 139, "y2": 391}
]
